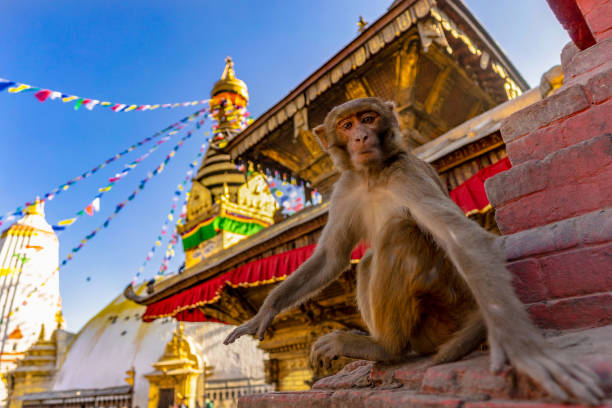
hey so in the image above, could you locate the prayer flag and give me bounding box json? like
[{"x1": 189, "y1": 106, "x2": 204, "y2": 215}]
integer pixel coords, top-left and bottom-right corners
[
  {"x1": 74, "y1": 98, "x2": 85, "y2": 110},
  {"x1": 85, "y1": 99, "x2": 99, "y2": 110},
  {"x1": 0, "y1": 80, "x2": 16, "y2": 92},
  {"x1": 34, "y1": 89, "x2": 52, "y2": 102},
  {"x1": 111, "y1": 104, "x2": 126, "y2": 112},
  {"x1": 57, "y1": 218, "x2": 77, "y2": 226},
  {"x1": 50, "y1": 91, "x2": 62, "y2": 100},
  {"x1": 8, "y1": 84, "x2": 31, "y2": 93},
  {"x1": 124, "y1": 105, "x2": 138, "y2": 112},
  {"x1": 62, "y1": 95, "x2": 78, "y2": 102},
  {"x1": 84, "y1": 204, "x2": 94, "y2": 216},
  {"x1": 92, "y1": 197, "x2": 100, "y2": 212}
]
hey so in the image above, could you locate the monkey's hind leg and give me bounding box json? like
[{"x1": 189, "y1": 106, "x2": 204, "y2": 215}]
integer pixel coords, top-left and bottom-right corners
[
  {"x1": 310, "y1": 330, "x2": 411, "y2": 369},
  {"x1": 433, "y1": 310, "x2": 486, "y2": 364}
]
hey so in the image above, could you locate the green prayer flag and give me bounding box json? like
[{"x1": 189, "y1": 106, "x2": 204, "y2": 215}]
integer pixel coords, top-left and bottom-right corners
[{"x1": 74, "y1": 98, "x2": 85, "y2": 110}]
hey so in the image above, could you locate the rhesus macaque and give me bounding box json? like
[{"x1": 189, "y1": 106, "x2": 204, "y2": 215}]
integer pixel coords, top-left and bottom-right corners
[{"x1": 224, "y1": 98, "x2": 602, "y2": 404}]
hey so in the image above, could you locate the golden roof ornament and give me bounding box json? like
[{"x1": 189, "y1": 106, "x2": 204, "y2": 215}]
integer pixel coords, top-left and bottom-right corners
[
  {"x1": 210, "y1": 56, "x2": 250, "y2": 149},
  {"x1": 211, "y1": 56, "x2": 249, "y2": 102},
  {"x1": 357, "y1": 16, "x2": 369, "y2": 33}
]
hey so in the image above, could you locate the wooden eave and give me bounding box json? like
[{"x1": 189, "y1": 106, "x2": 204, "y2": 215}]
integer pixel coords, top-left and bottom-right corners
[{"x1": 225, "y1": 0, "x2": 528, "y2": 161}]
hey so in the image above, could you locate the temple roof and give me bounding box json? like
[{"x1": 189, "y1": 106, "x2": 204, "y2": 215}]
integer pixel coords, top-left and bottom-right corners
[
  {"x1": 224, "y1": 0, "x2": 529, "y2": 161},
  {"x1": 19, "y1": 385, "x2": 132, "y2": 401}
]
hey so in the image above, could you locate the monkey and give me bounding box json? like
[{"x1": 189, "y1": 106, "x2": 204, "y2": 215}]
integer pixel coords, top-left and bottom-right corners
[{"x1": 224, "y1": 97, "x2": 603, "y2": 404}]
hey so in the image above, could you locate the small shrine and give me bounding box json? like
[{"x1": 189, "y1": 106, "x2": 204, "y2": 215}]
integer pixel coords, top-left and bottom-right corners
[
  {"x1": 144, "y1": 322, "x2": 206, "y2": 408},
  {"x1": 5, "y1": 325, "x2": 58, "y2": 408}
]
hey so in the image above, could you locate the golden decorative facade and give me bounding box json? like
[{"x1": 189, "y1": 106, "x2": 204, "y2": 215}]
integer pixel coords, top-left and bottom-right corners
[
  {"x1": 5, "y1": 326, "x2": 57, "y2": 408},
  {"x1": 144, "y1": 323, "x2": 203, "y2": 408}
]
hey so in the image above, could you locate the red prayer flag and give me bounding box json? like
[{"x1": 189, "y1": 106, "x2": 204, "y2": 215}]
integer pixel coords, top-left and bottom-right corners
[
  {"x1": 84, "y1": 204, "x2": 94, "y2": 216},
  {"x1": 34, "y1": 89, "x2": 52, "y2": 102}
]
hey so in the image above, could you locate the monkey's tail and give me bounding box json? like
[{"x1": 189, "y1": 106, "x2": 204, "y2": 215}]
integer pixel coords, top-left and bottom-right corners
[{"x1": 433, "y1": 311, "x2": 486, "y2": 365}]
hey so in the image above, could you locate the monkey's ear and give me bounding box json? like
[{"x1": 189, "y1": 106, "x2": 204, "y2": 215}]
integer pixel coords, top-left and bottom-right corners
[
  {"x1": 313, "y1": 125, "x2": 329, "y2": 150},
  {"x1": 384, "y1": 101, "x2": 396, "y2": 112}
]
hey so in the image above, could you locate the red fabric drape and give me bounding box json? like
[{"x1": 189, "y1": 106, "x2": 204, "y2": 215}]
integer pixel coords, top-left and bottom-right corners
[
  {"x1": 143, "y1": 242, "x2": 368, "y2": 322},
  {"x1": 449, "y1": 157, "x2": 511, "y2": 216}
]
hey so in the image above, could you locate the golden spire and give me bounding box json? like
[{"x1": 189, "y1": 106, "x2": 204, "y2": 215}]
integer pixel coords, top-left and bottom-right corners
[
  {"x1": 55, "y1": 309, "x2": 65, "y2": 329},
  {"x1": 211, "y1": 56, "x2": 249, "y2": 102},
  {"x1": 25, "y1": 198, "x2": 45, "y2": 216},
  {"x1": 38, "y1": 324, "x2": 46, "y2": 341},
  {"x1": 357, "y1": 16, "x2": 368, "y2": 33},
  {"x1": 221, "y1": 56, "x2": 236, "y2": 80}
]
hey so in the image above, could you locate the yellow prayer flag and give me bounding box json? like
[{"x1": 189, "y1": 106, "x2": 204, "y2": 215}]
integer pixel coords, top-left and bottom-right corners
[
  {"x1": 155, "y1": 241, "x2": 161, "y2": 246},
  {"x1": 100, "y1": 101, "x2": 112, "y2": 106},
  {"x1": 62, "y1": 95, "x2": 78, "y2": 102},
  {"x1": 149, "y1": 105, "x2": 160, "y2": 110},
  {"x1": 8, "y1": 84, "x2": 31, "y2": 93},
  {"x1": 57, "y1": 218, "x2": 77, "y2": 226},
  {"x1": 124, "y1": 105, "x2": 138, "y2": 112},
  {"x1": 168, "y1": 214, "x2": 173, "y2": 221}
]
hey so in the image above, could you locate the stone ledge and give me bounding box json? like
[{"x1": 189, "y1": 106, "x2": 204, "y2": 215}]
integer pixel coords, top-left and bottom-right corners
[
  {"x1": 563, "y1": 36, "x2": 612, "y2": 79},
  {"x1": 240, "y1": 326, "x2": 612, "y2": 407},
  {"x1": 501, "y1": 208, "x2": 612, "y2": 262},
  {"x1": 500, "y1": 85, "x2": 590, "y2": 142},
  {"x1": 486, "y1": 133, "x2": 612, "y2": 210},
  {"x1": 505, "y1": 98, "x2": 612, "y2": 165}
]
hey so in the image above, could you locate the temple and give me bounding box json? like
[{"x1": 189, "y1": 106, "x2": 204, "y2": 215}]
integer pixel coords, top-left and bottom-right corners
[
  {"x1": 0, "y1": 201, "x2": 62, "y2": 404},
  {"x1": 180, "y1": 57, "x2": 278, "y2": 269},
  {"x1": 5, "y1": 280, "x2": 270, "y2": 408}
]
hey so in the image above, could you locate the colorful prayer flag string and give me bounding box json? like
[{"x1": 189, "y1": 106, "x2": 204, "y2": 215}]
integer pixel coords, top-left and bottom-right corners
[
  {"x1": 131, "y1": 141, "x2": 209, "y2": 284},
  {"x1": 0, "y1": 77, "x2": 210, "y2": 113},
  {"x1": 7, "y1": 120, "x2": 208, "y2": 316},
  {"x1": 51, "y1": 120, "x2": 197, "y2": 231},
  {"x1": 0, "y1": 108, "x2": 210, "y2": 227},
  {"x1": 59, "y1": 125, "x2": 203, "y2": 272},
  {"x1": 157, "y1": 193, "x2": 191, "y2": 276}
]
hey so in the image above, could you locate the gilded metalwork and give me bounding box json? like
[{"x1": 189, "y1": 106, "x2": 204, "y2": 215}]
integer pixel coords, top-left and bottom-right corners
[{"x1": 145, "y1": 323, "x2": 204, "y2": 408}]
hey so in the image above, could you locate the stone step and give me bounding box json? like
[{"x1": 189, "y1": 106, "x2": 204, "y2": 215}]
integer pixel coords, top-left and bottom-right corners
[{"x1": 239, "y1": 326, "x2": 612, "y2": 407}]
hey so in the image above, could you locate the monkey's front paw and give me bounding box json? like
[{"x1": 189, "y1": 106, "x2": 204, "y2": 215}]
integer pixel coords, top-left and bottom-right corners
[
  {"x1": 489, "y1": 336, "x2": 604, "y2": 405},
  {"x1": 310, "y1": 330, "x2": 345, "y2": 370}
]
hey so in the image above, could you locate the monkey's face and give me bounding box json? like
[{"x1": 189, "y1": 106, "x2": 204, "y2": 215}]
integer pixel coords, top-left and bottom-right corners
[
  {"x1": 336, "y1": 110, "x2": 384, "y2": 168},
  {"x1": 313, "y1": 97, "x2": 402, "y2": 172}
]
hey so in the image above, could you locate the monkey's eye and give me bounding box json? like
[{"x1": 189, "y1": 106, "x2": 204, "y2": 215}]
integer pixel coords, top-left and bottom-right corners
[
  {"x1": 341, "y1": 121, "x2": 352, "y2": 130},
  {"x1": 361, "y1": 115, "x2": 376, "y2": 124}
]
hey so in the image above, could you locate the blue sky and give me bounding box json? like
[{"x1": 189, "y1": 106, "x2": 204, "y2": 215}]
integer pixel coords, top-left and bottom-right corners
[{"x1": 0, "y1": 0, "x2": 570, "y2": 332}]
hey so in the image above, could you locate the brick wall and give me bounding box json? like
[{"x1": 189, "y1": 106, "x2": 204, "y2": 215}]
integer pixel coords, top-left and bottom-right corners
[{"x1": 485, "y1": 34, "x2": 612, "y2": 330}]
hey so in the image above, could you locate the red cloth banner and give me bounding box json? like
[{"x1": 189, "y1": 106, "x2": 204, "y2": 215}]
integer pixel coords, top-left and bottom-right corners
[
  {"x1": 143, "y1": 243, "x2": 368, "y2": 322},
  {"x1": 449, "y1": 157, "x2": 511, "y2": 216}
]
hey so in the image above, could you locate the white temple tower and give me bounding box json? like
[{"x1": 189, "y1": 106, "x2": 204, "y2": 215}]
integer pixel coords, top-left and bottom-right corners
[{"x1": 0, "y1": 201, "x2": 61, "y2": 403}]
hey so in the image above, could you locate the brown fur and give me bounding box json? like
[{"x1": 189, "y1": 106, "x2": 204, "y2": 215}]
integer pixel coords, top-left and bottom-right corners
[{"x1": 224, "y1": 98, "x2": 603, "y2": 405}]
